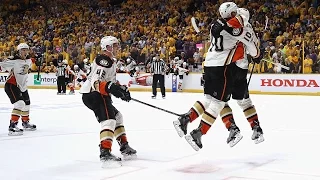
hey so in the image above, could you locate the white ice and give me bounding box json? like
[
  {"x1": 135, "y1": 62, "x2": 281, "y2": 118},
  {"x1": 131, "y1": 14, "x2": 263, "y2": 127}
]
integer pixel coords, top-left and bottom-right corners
[{"x1": 0, "y1": 89, "x2": 319, "y2": 180}]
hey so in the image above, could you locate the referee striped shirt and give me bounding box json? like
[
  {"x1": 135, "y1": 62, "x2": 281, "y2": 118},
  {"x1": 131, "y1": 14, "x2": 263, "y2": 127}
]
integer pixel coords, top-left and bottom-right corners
[
  {"x1": 56, "y1": 65, "x2": 66, "y2": 77},
  {"x1": 150, "y1": 59, "x2": 166, "y2": 74}
]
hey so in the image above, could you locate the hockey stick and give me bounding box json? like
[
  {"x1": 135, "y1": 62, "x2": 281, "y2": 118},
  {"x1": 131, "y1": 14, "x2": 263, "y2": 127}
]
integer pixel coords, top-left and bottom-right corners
[
  {"x1": 261, "y1": 59, "x2": 289, "y2": 70},
  {"x1": 191, "y1": 17, "x2": 200, "y2": 33},
  {"x1": 131, "y1": 98, "x2": 182, "y2": 117},
  {"x1": 247, "y1": 62, "x2": 255, "y2": 85}
]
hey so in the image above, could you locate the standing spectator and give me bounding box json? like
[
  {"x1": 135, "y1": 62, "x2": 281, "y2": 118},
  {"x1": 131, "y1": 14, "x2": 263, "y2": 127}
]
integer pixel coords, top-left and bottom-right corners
[
  {"x1": 150, "y1": 54, "x2": 167, "y2": 99},
  {"x1": 56, "y1": 59, "x2": 67, "y2": 95}
]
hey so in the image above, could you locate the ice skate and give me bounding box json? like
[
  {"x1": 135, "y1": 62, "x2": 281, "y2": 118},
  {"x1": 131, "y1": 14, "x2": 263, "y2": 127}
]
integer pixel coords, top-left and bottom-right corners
[
  {"x1": 69, "y1": 90, "x2": 75, "y2": 95},
  {"x1": 22, "y1": 121, "x2": 37, "y2": 131},
  {"x1": 8, "y1": 121, "x2": 23, "y2": 136},
  {"x1": 162, "y1": 95, "x2": 166, "y2": 99},
  {"x1": 120, "y1": 142, "x2": 137, "y2": 160},
  {"x1": 100, "y1": 146, "x2": 122, "y2": 168},
  {"x1": 227, "y1": 124, "x2": 243, "y2": 147},
  {"x1": 173, "y1": 112, "x2": 190, "y2": 137},
  {"x1": 185, "y1": 128, "x2": 203, "y2": 151},
  {"x1": 151, "y1": 95, "x2": 156, "y2": 99},
  {"x1": 252, "y1": 123, "x2": 264, "y2": 144}
]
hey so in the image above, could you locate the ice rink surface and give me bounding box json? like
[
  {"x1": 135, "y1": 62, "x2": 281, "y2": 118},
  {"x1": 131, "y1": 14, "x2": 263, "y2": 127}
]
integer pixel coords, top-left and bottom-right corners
[{"x1": 0, "y1": 89, "x2": 319, "y2": 180}]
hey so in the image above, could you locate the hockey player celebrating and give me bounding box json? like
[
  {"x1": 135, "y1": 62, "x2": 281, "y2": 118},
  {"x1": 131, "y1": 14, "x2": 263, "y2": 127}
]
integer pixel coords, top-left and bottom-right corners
[
  {"x1": 0, "y1": 43, "x2": 36, "y2": 136},
  {"x1": 173, "y1": 2, "x2": 262, "y2": 151},
  {"x1": 80, "y1": 36, "x2": 136, "y2": 167},
  {"x1": 219, "y1": 8, "x2": 264, "y2": 147}
]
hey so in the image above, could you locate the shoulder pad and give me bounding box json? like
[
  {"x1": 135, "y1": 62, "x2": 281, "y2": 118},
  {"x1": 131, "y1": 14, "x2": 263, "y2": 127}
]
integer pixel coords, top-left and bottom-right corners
[{"x1": 95, "y1": 54, "x2": 113, "y2": 68}]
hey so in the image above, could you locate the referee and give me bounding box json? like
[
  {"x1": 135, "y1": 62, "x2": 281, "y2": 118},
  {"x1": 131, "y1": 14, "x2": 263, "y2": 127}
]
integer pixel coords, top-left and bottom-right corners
[
  {"x1": 150, "y1": 54, "x2": 167, "y2": 99},
  {"x1": 56, "y1": 59, "x2": 67, "y2": 95}
]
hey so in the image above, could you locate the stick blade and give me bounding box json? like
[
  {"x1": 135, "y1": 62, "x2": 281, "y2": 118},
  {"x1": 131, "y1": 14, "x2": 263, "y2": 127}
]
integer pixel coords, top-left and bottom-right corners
[{"x1": 191, "y1": 17, "x2": 200, "y2": 33}]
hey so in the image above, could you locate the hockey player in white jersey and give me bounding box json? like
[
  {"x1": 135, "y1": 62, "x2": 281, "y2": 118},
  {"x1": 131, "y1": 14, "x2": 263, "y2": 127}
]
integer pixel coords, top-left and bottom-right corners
[
  {"x1": 173, "y1": 2, "x2": 262, "y2": 151},
  {"x1": 175, "y1": 62, "x2": 189, "y2": 91},
  {"x1": 125, "y1": 57, "x2": 137, "y2": 77},
  {"x1": 80, "y1": 36, "x2": 136, "y2": 168},
  {"x1": 219, "y1": 8, "x2": 264, "y2": 147},
  {"x1": 0, "y1": 43, "x2": 36, "y2": 136},
  {"x1": 73, "y1": 64, "x2": 87, "y2": 87}
]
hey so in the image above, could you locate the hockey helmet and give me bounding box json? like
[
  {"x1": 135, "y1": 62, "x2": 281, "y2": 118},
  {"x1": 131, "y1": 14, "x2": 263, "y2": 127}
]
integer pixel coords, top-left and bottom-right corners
[
  {"x1": 219, "y1": 2, "x2": 238, "y2": 19},
  {"x1": 100, "y1": 36, "x2": 120, "y2": 51},
  {"x1": 17, "y1": 43, "x2": 30, "y2": 51}
]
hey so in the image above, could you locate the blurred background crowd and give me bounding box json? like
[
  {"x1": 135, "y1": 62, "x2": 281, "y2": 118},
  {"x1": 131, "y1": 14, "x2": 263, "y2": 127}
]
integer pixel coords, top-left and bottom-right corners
[{"x1": 0, "y1": 0, "x2": 319, "y2": 74}]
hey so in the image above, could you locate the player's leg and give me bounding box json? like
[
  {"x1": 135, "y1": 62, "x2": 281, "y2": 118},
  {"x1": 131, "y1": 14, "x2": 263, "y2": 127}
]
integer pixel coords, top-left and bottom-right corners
[
  {"x1": 173, "y1": 68, "x2": 212, "y2": 137},
  {"x1": 4, "y1": 83, "x2": 24, "y2": 136},
  {"x1": 21, "y1": 90, "x2": 36, "y2": 131},
  {"x1": 184, "y1": 66, "x2": 232, "y2": 151},
  {"x1": 82, "y1": 92, "x2": 121, "y2": 167},
  {"x1": 220, "y1": 66, "x2": 246, "y2": 147},
  {"x1": 236, "y1": 88, "x2": 264, "y2": 144},
  {"x1": 113, "y1": 107, "x2": 137, "y2": 159}
]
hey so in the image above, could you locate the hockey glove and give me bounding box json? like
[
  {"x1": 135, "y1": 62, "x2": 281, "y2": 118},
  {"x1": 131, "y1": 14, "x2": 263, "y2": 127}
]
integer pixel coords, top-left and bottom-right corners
[
  {"x1": 211, "y1": 19, "x2": 225, "y2": 38},
  {"x1": 119, "y1": 85, "x2": 131, "y2": 102},
  {"x1": 107, "y1": 82, "x2": 131, "y2": 102}
]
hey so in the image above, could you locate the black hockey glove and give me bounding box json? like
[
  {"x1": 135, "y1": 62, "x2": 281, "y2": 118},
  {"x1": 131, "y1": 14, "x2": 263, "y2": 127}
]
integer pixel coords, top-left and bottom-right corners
[
  {"x1": 119, "y1": 85, "x2": 131, "y2": 102},
  {"x1": 211, "y1": 19, "x2": 225, "y2": 38},
  {"x1": 108, "y1": 83, "x2": 131, "y2": 102}
]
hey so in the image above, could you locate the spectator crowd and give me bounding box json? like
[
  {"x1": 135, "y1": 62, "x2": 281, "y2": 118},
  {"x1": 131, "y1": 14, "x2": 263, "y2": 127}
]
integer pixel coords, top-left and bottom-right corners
[{"x1": 0, "y1": 0, "x2": 320, "y2": 74}]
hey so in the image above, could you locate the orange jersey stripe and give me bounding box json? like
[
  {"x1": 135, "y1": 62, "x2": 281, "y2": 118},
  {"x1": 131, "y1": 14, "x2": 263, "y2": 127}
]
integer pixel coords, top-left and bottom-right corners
[{"x1": 232, "y1": 42, "x2": 245, "y2": 62}]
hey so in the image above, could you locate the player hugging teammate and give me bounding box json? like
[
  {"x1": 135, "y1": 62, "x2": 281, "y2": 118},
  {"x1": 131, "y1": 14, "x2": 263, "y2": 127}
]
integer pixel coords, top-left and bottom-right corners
[{"x1": 173, "y1": 2, "x2": 264, "y2": 151}]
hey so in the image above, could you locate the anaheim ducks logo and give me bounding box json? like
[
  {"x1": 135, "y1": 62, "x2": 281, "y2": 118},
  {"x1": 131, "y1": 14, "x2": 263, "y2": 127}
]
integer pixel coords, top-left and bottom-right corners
[
  {"x1": 232, "y1": 28, "x2": 241, "y2": 36},
  {"x1": 100, "y1": 59, "x2": 109, "y2": 66},
  {"x1": 19, "y1": 64, "x2": 29, "y2": 75}
]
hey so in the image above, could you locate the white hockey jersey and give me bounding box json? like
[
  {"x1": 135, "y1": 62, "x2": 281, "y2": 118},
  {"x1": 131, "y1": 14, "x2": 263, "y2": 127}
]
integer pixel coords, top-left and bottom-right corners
[
  {"x1": 0, "y1": 56, "x2": 32, "y2": 92},
  {"x1": 80, "y1": 54, "x2": 116, "y2": 94},
  {"x1": 205, "y1": 16, "x2": 260, "y2": 67},
  {"x1": 235, "y1": 22, "x2": 261, "y2": 69}
]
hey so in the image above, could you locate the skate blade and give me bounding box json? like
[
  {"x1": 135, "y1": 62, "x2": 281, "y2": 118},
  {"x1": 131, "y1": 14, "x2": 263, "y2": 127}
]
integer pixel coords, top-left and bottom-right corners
[
  {"x1": 228, "y1": 133, "x2": 243, "y2": 147},
  {"x1": 254, "y1": 134, "x2": 264, "y2": 144},
  {"x1": 8, "y1": 131, "x2": 23, "y2": 136},
  {"x1": 101, "y1": 160, "x2": 122, "y2": 168},
  {"x1": 185, "y1": 135, "x2": 200, "y2": 151},
  {"x1": 122, "y1": 154, "x2": 137, "y2": 161},
  {"x1": 23, "y1": 128, "x2": 37, "y2": 131},
  {"x1": 173, "y1": 121, "x2": 185, "y2": 137}
]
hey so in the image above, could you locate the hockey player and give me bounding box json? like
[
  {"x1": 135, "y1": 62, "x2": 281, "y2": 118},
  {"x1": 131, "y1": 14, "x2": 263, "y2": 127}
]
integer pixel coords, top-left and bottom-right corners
[
  {"x1": 0, "y1": 43, "x2": 36, "y2": 136},
  {"x1": 175, "y1": 62, "x2": 189, "y2": 91},
  {"x1": 173, "y1": 2, "x2": 261, "y2": 151},
  {"x1": 73, "y1": 64, "x2": 87, "y2": 87},
  {"x1": 125, "y1": 57, "x2": 137, "y2": 77},
  {"x1": 220, "y1": 8, "x2": 264, "y2": 147},
  {"x1": 80, "y1": 36, "x2": 136, "y2": 168},
  {"x1": 82, "y1": 58, "x2": 91, "y2": 75}
]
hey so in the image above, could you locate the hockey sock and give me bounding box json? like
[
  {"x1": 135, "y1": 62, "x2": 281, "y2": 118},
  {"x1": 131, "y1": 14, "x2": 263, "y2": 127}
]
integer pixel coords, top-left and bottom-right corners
[
  {"x1": 243, "y1": 106, "x2": 259, "y2": 128},
  {"x1": 220, "y1": 104, "x2": 234, "y2": 129},
  {"x1": 189, "y1": 101, "x2": 206, "y2": 122},
  {"x1": 199, "y1": 111, "x2": 216, "y2": 134},
  {"x1": 114, "y1": 125, "x2": 127, "y2": 145},
  {"x1": 21, "y1": 105, "x2": 30, "y2": 122},
  {"x1": 100, "y1": 120, "x2": 116, "y2": 150},
  {"x1": 11, "y1": 109, "x2": 21, "y2": 122}
]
